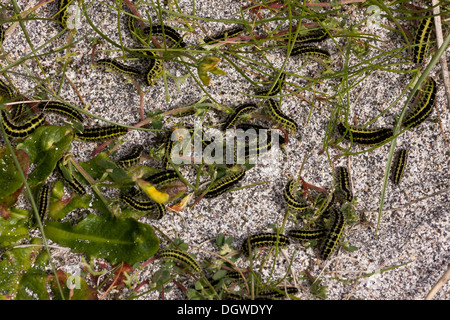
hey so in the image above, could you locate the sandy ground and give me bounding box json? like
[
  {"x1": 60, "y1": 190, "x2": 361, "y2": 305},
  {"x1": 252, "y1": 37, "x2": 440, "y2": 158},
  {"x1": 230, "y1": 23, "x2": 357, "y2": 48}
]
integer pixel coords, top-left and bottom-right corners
[{"x1": 1, "y1": 0, "x2": 449, "y2": 300}]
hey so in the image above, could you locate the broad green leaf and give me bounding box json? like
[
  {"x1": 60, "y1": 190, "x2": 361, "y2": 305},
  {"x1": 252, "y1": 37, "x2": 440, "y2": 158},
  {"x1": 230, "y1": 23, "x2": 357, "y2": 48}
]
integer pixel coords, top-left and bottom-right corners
[
  {"x1": 0, "y1": 239, "x2": 44, "y2": 299},
  {"x1": 49, "y1": 270, "x2": 98, "y2": 300},
  {"x1": 48, "y1": 180, "x2": 92, "y2": 220},
  {"x1": 80, "y1": 152, "x2": 128, "y2": 182},
  {"x1": 0, "y1": 149, "x2": 29, "y2": 218},
  {"x1": 44, "y1": 214, "x2": 160, "y2": 265},
  {"x1": 16, "y1": 126, "x2": 73, "y2": 187},
  {"x1": 0, "y1": 207, "x2": 30, "y2": 247}
]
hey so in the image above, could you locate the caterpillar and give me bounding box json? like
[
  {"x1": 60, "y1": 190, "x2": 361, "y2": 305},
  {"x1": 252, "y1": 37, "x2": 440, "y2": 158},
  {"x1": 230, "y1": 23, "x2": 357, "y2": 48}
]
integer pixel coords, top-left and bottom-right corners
[
  {"x1": 203, "y1": 168, "x2": 246, "y2": 198},
  {"x1": 256, "y1": 73, "x2": 286, "y2": 97},
  {"x1": 116, "y1": 145, "x2": 144, "y2": 169},
  {"x1": 56, "y1": 0, "x2": 74, "y2": 28},
  {"x1": 265, "y1": 99, "x2": 298, "y2": 134},
  {"x1": 257, "y1": 287, "x2": 299, "y2": 299},
  {"x1": 119, "y1": 194, "x2": 166, "y2": 220},
  {"x1": 234, "y1": 127, "x2": 286, "y2": 162},
  {"x1": 335, "y1": 166, "x2": 353, "y2": 203},
  {"x1": 412, "y1": 16, "x2": 434, "y2": 64},
  {"x1": 97, "y1": 58, "x2": 142, "y2": 77},
  {"x1": 143, "y1": 51, "x2": 163, "y2": 86},
  {"x1": 294, "y1": 27, "x2": 329, "y2": 44},
  {"x1": 0, "y1": 26, "x2": 4, "y2": 45},
  {"x1": 74, "y1": 125, "x2": 128, "y2": 142},
  {"x1": 0, "y1": 78, "x2": 15, "y2": 101},
  {"x1": 158, "y1": 249, "x2": 201, "y2": 272},
  {"x1": 145, "y1": 169, "x2": 180, "y2": 187},
  {"x1": 143, "y1": 25, "x2": 186, "y2": 48},
  {"x1": 222, "y1": 103, "x2": 258, "y2": 131},
  {"x1": 37, "y1": 184, "x2": 51, "y2": 223},
  {"x1": 203, "y1": 26, "x2": 245, "y2": 44},
  {"x1": 283, "y1": 180, "x2": 309, "y2": 211},
  {"x1": 241, "y1": 232, "x2": 290, "y2": 257},
  {"x1": 55, "y1": 161, "x2": 86, "y2": 196},
  {"x1": 287, "y1": 229, "x2": 328, "y2": 241},
  {"x1": 391, "y1": 148, "x2": 408, "y2": 185},
  {"x1": 337, "y1": 122, "x2": 393, "y2": 145},
  {"x1": 163, "y1": 135, "x2": 176, "y2": 169},
  {"x1": 402, "y1": 77, "x2": 436, "y2": 129},
  {"x1": 319, "y1": 207, "x2": 345, "y2": 260},
  {"x1": 290, "y1": 45, "x2": 331, "y2": 60},
  {"x1": 36, "y1": 101, "x2": 84, "y2": 123},
  {"x1": 1, "y1": 109, "x2": 45, "y2": 138}
]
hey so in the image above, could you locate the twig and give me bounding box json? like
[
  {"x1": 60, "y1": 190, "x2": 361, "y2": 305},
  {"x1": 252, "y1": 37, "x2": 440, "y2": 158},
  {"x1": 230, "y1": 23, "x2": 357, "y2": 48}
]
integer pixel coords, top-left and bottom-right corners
[
  {"x1": 432, "y1": 0, "x2": 450, "y2": 109},
  {"x1": 425, "y1": 264, "x2": 450, "y2": 300}
]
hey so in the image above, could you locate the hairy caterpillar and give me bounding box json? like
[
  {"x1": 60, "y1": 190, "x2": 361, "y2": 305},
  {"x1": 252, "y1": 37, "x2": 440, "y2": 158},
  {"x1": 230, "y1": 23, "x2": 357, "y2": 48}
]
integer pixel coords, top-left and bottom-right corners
[
  {"x1": 143, "y1": 25, "x2": 186, "y2": 48},
  {"x1": 283, "y1": 180, "x2": 309, "y2": 211},
  {"x1": 337, "y1": 122, "x2": 393, "y2": 145},
  {"x1": 294, "y1": 27, "x2": 329, "y2": 44},
  {"x1": 97, "y1": 58, "x2": 142, "y2": 77},
  {"x1": 391, "y1": 148, "x2": 408, "y2": 185},
  {"x1": 413, "y1": 16, "x2": 434, "y2": 64},
  {"x1": 37, "y1": 184, "x2": 51, "y2": 223},
  {"x1": 1, "y1": 109, "x2": 45, "y2": 138},
  {"x1": 319, "y1": 207, "x2": 345, "y2": 260},
  {"x1": 55, "y1": 161, "x2": 86, "y2": 196},
  {"x1": 145, "y1": 169, "x2": 180, "y2": 187},
  {"x1": 265, "y1": 99, "x2": 298, "y2": 134},
  {"x1": 36, "y1": 101, "x2": 84, "y2": 123},
  {"x1": 56, "y1": 0, "x2": 74, "y2": 28},
  {"x1": 335, "y1": 166, "x2": 353, "y2": 203},
  {"x1": 241, "y1": 232, "x2": 290, "y2": 257},
  {"x1": 158, "y1": 249, "x2": 201, "y2": 272},
  {"x1": 74, "y1": 125, "x2": 128, "y2": 142},
  {"x1": 287, "y1": 229, "x2": 328, "y2": 241},
  {"x1": 402, "y1": 77, "x2": 436, "y2": 129},
  {"x1": 222, "y1": 103, "x2": 258, "y2": 131},
  {"x1": 119, "y1": 194, "x2": 166, "y2": 220},
  {"x1": 290, "y1": 45, "x2": 331, "y2": 60},
  {"x1": 116, "y1": 145, "x2": 144, "y2": 169},
  {"x1": 257, "y1": 286, "x2": 299, "y2": 299},
  {"x1": 203, "y1": 168, "x2": 246, "y2": 198},
  {"x1": 203, "y1": 26, "x2": 245, "y2": 44}
]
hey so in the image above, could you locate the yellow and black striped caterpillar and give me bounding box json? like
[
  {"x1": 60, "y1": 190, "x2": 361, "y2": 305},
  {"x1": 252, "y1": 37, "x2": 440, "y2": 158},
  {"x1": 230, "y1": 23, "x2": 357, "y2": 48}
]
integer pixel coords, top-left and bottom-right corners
[
  {"x1": 0, "y1": 78, "x2": 15, "y2": 101},
  {"x1": 142, "y1": 25, "x2": 186, "y2": 48},
  {"x1": 158, "y1": 249, "x2": 201, "y2": 272},
  {"x1": 97, "y1": 58, "x2": 142, "y2": 78},
  {"x1": 37, "y1": 184, "x2": 51, "y2": 223},
  {"x1": 143, "y1": 51, "x2": 163, "y2": 86},
  {"x1": 290, "y1": 45, "x2": 331, "y2": 60},
  {"x1": 119, "y1": 194, "x2": 166, "y2": 220},
  {"x1": 335, "y1": 166, "x2": 353, "y2": 203},
  {"x1": 294, "y1": 27, "x2": 329, "y2": 44},
  {"x1": 145, "y1": 169, "x2": 180, "y2": 187},
  {"x1": 203, "y1": 168, "x2": 246, "y2": 198},
  {"x1": 241, "y1": 232, "x2": 290, "y2": 257},
  {"x1": 402, "y1": 77, "x2": 436, "y2": 129},
  {"x1": 55, "y1": 161, "x2": 86, "y2": 196},
  {"x1": 287, "y1": 229, "x2": 328, "y2": 242},
  {"x1": 74, "y1": 125, "x2": 128, "y2": 142},
  {"x1": 412, "y1": 16, "x2": 434, "y2": 64},
  {"x1": 256, "y1": 286, "x2": 299, "y2": 299},
  {"x1": 1, "y1": 109, "x2": 45, "y2": 139},
  {"x1": 391, "y1": 148, "x2": 408, "y2": 185},
  {"x1": 337, "y1": 122, "x2": 393, "y2": 145},
  {"x1": 283, "y1": 179, "x2": 309, "y2": 212},
  {"x1": 265, "y1": 99, "x2": 298, "y2": 134},
  {"x1": 116, "y1": 145, "x2": 144, "y2": 169},
  {"x1": 36, "y1": 101, "x2": 84, "y2": 123},
  {"x1": 319, "y1": 207, "x2": 345, "y2": 260},
  {"x1": 222, "y1": 103, "x2": 258, "y2": 131},
  {"x1": 203, "y1": 26, "x2": 245, "y2": 44}
]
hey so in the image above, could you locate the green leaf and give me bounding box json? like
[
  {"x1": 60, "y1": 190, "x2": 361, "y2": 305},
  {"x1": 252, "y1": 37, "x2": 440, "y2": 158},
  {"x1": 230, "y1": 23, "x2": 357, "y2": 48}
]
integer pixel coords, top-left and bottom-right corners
[
  {"x1": 44, "y1": 214, "x2": 160, "y2": 265},
  {"x1": 16, "y1": 126, "x2": 73, "y2": 187},
  {"x1": 0, "y1": 149, "x2": 29, "y2": 218},
  {"x1": 80, "y1": 152, "x2": 128, "y2": 182},
  {"x1": 49, "y1": 270, "x2": 98, "y2": 300},
  {"x1": 0, "y1": 207, "x2": 30, "y2": 247}
]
